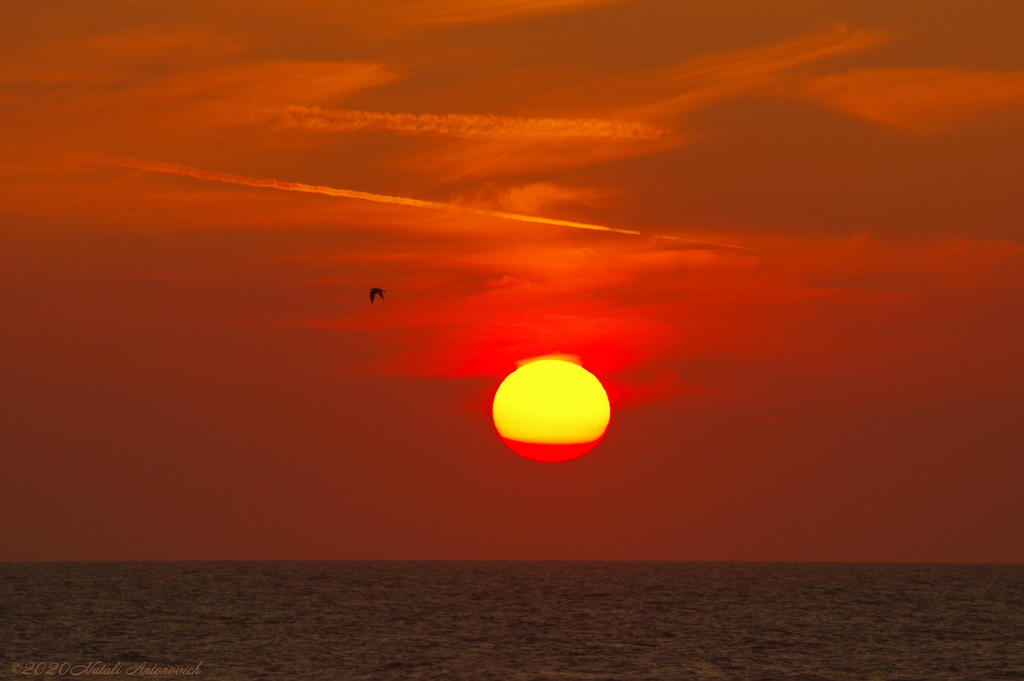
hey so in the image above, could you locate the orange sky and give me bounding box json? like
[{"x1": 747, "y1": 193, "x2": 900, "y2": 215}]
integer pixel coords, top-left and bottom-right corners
[{"x1": 2, "y1": 0, "x2": 1023, "y2": 561}]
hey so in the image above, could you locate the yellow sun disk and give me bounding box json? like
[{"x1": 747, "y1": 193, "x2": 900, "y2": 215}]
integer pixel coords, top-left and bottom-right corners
[{"x1": 492, "y1": 360, "x2": 610, "y2": 445}]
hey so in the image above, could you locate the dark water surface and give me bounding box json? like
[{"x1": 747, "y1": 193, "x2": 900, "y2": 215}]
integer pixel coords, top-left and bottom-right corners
[{"x1": 2, "y1": 562, "x2": 1023, "y2": 680}]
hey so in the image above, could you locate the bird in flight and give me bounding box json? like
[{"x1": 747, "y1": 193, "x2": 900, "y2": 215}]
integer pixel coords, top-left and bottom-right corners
[{"x1": 370, "y1": 287, "x2": 386, "y2": 303}]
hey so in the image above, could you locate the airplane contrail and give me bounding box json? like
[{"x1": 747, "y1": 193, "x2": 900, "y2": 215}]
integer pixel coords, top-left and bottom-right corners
[
  {"x1": 84, "y1": 155, "x2": 754, "y2": 250},
  {"x1": 260, "y1": 105, "x2": 670, "y2": 140}
]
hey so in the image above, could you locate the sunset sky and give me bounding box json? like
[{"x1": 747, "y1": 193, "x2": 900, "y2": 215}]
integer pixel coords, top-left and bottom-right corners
[{"x1": 2, "y1": 0, "x2": 1023, "y2": 561}]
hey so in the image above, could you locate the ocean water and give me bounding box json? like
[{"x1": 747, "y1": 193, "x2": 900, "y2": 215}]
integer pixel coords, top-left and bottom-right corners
[{"x1": 2, "y1": 562, "x2": 1023, "y2": 680}]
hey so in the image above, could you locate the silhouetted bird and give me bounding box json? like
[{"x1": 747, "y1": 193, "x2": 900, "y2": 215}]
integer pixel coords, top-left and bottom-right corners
[{"x1": 370, "y1": 288, "x2": 386, "y2": 303}]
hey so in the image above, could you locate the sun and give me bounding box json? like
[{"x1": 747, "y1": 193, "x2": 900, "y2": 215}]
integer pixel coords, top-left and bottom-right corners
[{"x1": 492, "y1": 357, "x2": 611, "y2": 462}]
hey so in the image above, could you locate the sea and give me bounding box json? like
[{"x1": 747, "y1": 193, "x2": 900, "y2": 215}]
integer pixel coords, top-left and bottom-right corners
[{"x1": 2, "y1": 562, "x2": 1023, "y2": 680}]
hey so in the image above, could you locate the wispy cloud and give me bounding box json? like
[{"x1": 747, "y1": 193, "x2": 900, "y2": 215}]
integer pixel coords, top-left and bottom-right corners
[
  {"x1": 453, "y1": 182, "x2": 614, "y2": 215},
  {"x1": 0, "y1": 24, "x2": 249, "y2": 98},
  {"x1": 396, "y1": 130, "x2": 688, "y2": 181},
  {"x1": 573, "y1": 23, "x2": 893, "y2": 121},
  {"x1": 321, "y1": 232, "x2": 1024, "y2": 394},
  {"x1": 317, "y1": 234, "x2": 758, "y2": 378},
  {"x1": 44, "y1": 24, "x2": 247, "y2": 68},
  {"x1": 787, "y1": 68, "x2": 1024, "y2": 133},
  {"x1": 393, "y1": 24, "x2": 891, "y2": 179},
  {"x1": 145, "y1": 61, "x2": 400, "y2": 109},
  {"x1": 85, "y1": 155, "x2": 750, "y2": 248},
  {"x1": 342, "y1": 0, "x2": 634, "y2": 27},
  {"x1": 253, "y1": 105, "x2": 669, "y2": 140}
]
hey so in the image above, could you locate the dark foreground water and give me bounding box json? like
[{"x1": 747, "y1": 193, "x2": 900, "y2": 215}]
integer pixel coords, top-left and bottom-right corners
[{"x1": 2, "y1": 562, "x2": 1023, "y2": 680}]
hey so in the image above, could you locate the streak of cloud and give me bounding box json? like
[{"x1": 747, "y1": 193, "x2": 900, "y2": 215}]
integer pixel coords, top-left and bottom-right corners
[
  {"x1": 323, "y1": 233, "x2": 1024, "y2": 390},
  {"x1": 400, "y1": 24, "x2": 891, "y2": 179},
  {"x1": 83, "y1": 155, "x2": 753, "y2": 249},
  {"x1": 150, "y1": 61, "x2": 400, "y2": 109},
  {"x1": 790, "y1": 68, "x2": 1024, "y2": 133},
  {"x1": 572, "y1": 23, "x2": 893, "y2": 121},
  {"x1": 0, "y1": 24, "x2": 250, "y2": 98},
  {"x1": 347, "y1": 0, "x2": 634, "y2": 27},
  {"x1": 317, "y1": 237, "x2": 746, "y2": 378},
  {"x1": 41, "y1": 24, "x2": 247, "y2": 69},
  {"x1": 397, "y1": 133, "x2": 687, "y2": 181},
  {"x1": 255, "y1": 105, "x2": 669, "y2": 140},
  {"x1": 455, "y1": 182, "x2": 613, "y2": 215}
]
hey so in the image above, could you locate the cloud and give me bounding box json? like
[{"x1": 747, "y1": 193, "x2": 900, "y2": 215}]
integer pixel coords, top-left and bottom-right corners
[
  {"x1": 0, "y1": 19, "x2": 397, "y2": 109},
  {"x1": 44, "y1": 24, "x2": 247, "y2": 69},
  {"x1": 571, "y1": 23, "x2": 893, "y2": 121},
  {"x1": 453, "y1": 182, "x2": 613, "y2": 215},
  {"x1": 140, "y1": 61, "x2": 400, "y2": 110},
  {"x1": 0, "y1": 24, "x2": 249, "y2": 98},
  {"x1": 314, "y1": 230, "x2": 761, "y2": 379},
  {"x1": 84, "y1": 154, "x2": 752, "y2": 250},
  {"x1": 788, "y1": 68, "x2": 1024, "y2": 133},
  {"x1": 7, "y1": 21, "x2": 898, "y2": 187},
  {"x1": 314, "y1": 231, "x2": 1024, "y2": 415},
  {"x1": 197, "y1": 24, "x2": 891, "y2": 182},
  {"x1": 398, "y1": 132, "x2": 687, "y2": 181},
  {"x1": 253, "y1": 105, "x2": 669, "y2": 140},
  {"x1": 394, "y1": 24, "x2": 891, "y2": 179},
  {"x1": 84, "y1": 155, "x2": 653, "y2": 239},
  {"x1": 343, "y1": 0, "x2": 634, "y2": 27}
]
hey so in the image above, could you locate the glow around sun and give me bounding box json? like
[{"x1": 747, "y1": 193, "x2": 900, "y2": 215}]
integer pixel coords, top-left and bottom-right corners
[{"x1": 492, "y1": 357, "x2": 611, "y2": 462}]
